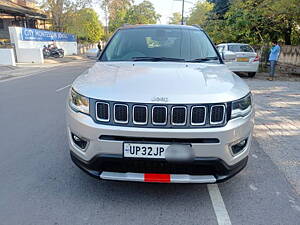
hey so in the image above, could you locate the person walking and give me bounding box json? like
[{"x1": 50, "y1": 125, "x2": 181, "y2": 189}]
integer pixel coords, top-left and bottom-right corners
[
  {"x1": 268, "y1": 40, "x2": 281, "y2": 81},
  {"x1": 97, "y1": 42, "x2": 102, "y2": 57}
]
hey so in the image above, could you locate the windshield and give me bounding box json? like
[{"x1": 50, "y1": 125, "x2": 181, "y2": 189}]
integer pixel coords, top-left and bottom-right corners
[{"x1": 100, "y1": 27, "x2": 219, "y2": 62}]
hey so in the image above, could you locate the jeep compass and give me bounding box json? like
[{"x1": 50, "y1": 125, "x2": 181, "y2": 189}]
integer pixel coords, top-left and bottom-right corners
[{"x1": 66, "y1": 25, "x2": 254, "y2": 183}]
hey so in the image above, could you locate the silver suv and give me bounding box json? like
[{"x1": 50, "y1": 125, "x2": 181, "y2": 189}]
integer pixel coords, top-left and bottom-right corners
[{"x1": 67, "y1": 25, "x2": 254, "y2": 183}]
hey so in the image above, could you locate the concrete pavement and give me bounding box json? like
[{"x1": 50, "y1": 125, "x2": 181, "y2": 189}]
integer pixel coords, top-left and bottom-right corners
[
  {"x1": 247, "y1": 79, "x2": 300, "y2": 194},
  {"x1": 0, "y1": 55, "x2": 91, "y2": 81},
  {"x1": 0, "y1": 61, "x2": 299, "y2": 225}
]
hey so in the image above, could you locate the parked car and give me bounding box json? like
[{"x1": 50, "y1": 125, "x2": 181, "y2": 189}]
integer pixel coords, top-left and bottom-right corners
[
  {"x1": 217, "y1": 43, "x2": 259, "y2": 77},
  {"x1": 86, "y1": 48, "x2": 99, "y2": 58},
  {"x1": 67, "y1": 25, "x2": 254, "y2": 183}
]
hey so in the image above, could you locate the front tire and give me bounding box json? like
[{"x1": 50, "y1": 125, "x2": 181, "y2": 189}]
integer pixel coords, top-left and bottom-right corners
[{"x1": 248, "y1": 72, "x2": 256, "y2": 78}]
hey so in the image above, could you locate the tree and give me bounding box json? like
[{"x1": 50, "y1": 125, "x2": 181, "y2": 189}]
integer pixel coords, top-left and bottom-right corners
[
  {"x1": 168, "y1": 12, "x2": 182, "y2": 25},
  {"x1": 65, "y1": 8, "x2": 104, "y2": 43},
  {"x1": 207, "y1": 0, "x2": 230, "y2": 17},
  {"x1": 264, "y1": 0, "x2": 300, "y2": 45},
  {"x1": 224, "y1": 0, "x2": 300, "y2": 45},
  {"x1": 224, "y1": 0, "x2": 271, "y2": 44},
  {"x1": 40, "y1": 0, "x2": 92, "y2": 32},
  {"x1": 100, "y1": 0, "x2": 110, "y2": 34},
  {"x1": 124, "y1": 0, "x2": 160, "y2": 25},
  {"x1": 187, "y1": 1, "x2": 213, "y2": 27},
  {"x1": 107, "y1": 0, "x2": 133, "y2": 32},
  {"x1": 185, "y1": 0, "x2": 300, "y2": 45}
]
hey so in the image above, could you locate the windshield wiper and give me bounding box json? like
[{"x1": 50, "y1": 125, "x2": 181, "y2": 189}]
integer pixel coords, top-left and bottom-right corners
[
  {"x1": 186, "y1": 56, "x2": 219, "y2": 63},
  {"x1": 132, "y1": 57, "x2": 185, "y2": 62}
]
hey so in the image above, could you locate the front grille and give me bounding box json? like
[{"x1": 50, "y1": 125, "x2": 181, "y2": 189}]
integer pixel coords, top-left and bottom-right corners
[
  {"x1": 210, "y1": 105, "x2": 225, "y2": 124},
  {"x1": 133, "y1": 105, "x2": 147, "y2": 124},
  {"x1": 94, "y1": 100, "x2": 227, "y2": 128},
  {"x1": 152, "y1": 106, "x2": 167, "y2": 125},
  {"x1": 96, "y1": 102, "x2": 109, "y2": 121},
  {"x1": 172, "y1": 107, "x2": 187, "y2": 125},
  {"x1": 114, "y1": 104, "x2": 128, "y2": 123}
]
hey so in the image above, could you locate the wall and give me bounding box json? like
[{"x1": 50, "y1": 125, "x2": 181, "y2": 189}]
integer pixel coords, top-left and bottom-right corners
[
  {"x1": 9, "y1": 26, "x2": 77, "y2": 63},
  {"x1": 77, "y1": 43, "x2": 97, "y2": 54},
  {"x1": 16, "y1": 48, "x2": 43, "y2": 64},
  {"x1": 279, "y1": 45, "x2": 300, "y2": 66},
  {"x1": 0, "y1": 48, "x2": 16, "y2": 66}
]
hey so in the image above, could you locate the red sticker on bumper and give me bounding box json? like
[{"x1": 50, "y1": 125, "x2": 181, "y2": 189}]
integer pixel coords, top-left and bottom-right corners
[{"x1": 144, "y1": 174, "x2": 171, "y2": 183}]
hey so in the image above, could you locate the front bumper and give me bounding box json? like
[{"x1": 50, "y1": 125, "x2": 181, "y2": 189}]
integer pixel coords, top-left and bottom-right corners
[
  {"x1": 67, "y1": 105, "x2": 254, "y2": 183},
  {"x1": 71, "y1": 151, "x2": 248, "y2": 183}
]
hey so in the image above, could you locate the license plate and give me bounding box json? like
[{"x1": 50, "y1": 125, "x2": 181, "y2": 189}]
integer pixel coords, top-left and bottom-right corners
[
  {"x1": 237, "y1": 57, "x2": 249, "y2": 62},
  {"x1": 123, "y1": 143, "x2": 169, "y2": 159}
]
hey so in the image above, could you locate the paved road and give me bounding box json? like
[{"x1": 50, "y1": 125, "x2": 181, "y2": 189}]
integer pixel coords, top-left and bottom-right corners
[{"x1": 0, "y1": 61, "x2": 299, "y2": 225}]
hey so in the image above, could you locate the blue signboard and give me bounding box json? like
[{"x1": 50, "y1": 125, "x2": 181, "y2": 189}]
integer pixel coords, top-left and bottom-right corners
[{"x1": 20, "y1": 27, "x2": 76, "y2": 42}]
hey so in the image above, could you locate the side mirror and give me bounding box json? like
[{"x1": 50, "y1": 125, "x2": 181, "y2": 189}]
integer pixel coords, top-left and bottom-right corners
[{"x1": 222, "y1": 51, "x2": 236, "y2": 61}]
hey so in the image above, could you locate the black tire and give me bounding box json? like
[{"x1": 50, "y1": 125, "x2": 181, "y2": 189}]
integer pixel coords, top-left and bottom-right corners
[
  {"x1": 53, "y1": 53, "x2": 60, "y2": 58},
  {"x1": 248, "y1": 72, "x2": 256, "y2": 77}
]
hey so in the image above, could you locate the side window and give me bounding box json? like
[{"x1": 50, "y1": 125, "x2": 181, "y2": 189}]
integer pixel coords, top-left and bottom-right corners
[
  {"x1": 102, "y1": 32, "x2": 122, "y2": 60},
  {"x1": 189, "y1": 30, "x2": 217, "y2": 59}
]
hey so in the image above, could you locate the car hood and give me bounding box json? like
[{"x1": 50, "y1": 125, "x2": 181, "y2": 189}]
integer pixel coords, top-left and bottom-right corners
[{"x1": 72, "y1": 62, "x2": 250, "y2": 104}]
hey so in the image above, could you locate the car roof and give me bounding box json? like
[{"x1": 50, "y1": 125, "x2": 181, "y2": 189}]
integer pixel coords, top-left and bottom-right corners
[
  {"x1": 218, "y1": 43, "x2": 250, "y2": 46},
  {"x1": 119, "y1": 24, "x2": 202, "y2": 30}
]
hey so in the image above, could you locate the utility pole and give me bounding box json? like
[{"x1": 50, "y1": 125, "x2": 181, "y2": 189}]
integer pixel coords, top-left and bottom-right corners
[
  {"x1": 181, "y1": 0, "x2": 185, "y2": 25},
  {"x1": 174, "y1": 0, "x2": 192, "y2": 25}
]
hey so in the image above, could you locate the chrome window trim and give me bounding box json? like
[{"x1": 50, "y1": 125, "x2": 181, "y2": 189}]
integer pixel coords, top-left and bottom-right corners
[
  {"x1": 171, "y1": 106, "x2": 187, "y2": 125},
  {"x1": 114, "y1": 104, "x2": 129, "y2": 124},
  {"x1": 191, "y1": 106, "x2": 206, "y2": 126},
  {"x1": 133, "y1": 105, "x2": 148, "y2": 125},
  {"x1": 152, "y1": 106, "x2": 168, "y2": 125},
  {"x1": 210, "y1": 104, "x2": 226, "y2": 125},
  {"x1": 95, "y1": 102, "x2": 110, "y2": 122}
]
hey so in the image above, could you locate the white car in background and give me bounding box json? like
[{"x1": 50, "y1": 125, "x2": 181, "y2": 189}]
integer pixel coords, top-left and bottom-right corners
[
  {"x1": 217, "y1": 43, "x2": 259, "y2": 77},
  {"x1": 86, "y1": 48, "x2": 99, "y2": 58}
]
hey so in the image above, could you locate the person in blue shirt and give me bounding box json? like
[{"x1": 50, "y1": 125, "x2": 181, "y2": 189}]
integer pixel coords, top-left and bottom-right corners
[{"x1": 268, "y1": 40, "x2": 281, "y2": 81}]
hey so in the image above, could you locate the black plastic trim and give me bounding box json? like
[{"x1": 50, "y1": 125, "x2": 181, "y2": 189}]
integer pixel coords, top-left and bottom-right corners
[
  {"x1": 70, "y1": 151, "x2": 248, "y2": 183},
  {"x1": 99, "y1": 135, "x2": 219, "y2": 144}
]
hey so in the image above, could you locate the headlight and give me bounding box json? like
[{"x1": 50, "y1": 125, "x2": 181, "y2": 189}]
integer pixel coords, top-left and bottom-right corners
[
  {"x1": 231, "y1": 93, "x2": 252, "y2": 119},
  {"x1": 69, "y1": 88, "x2": 89, "y2": 114}
]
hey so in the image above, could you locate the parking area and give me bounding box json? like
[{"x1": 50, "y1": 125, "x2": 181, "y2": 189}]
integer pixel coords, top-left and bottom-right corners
[
  {"x1": 0, "y1": 61, "x2": 299, "y2": 225},
  {"x1": 247, "y1": 79, "x2": 300, "y2": 194}
]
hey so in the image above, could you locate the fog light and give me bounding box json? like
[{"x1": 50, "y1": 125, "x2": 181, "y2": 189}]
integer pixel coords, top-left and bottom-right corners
[
  {"x1": 231, "y1": 138, "x2": 248, "y2": 155},
  {"x1": 71, "y1": 133, "x2": 88, "y2": 151}
]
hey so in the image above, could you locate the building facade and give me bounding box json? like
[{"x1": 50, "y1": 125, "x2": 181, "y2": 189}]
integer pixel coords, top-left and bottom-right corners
[{"x1": 0, "y1": 0, "x2": 47, "y2": 42}]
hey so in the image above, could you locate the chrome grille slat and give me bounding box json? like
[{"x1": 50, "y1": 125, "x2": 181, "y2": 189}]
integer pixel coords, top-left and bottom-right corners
[
  {"x1": 210, "y1": 105, "x2": 225, "y2": 124},
  {"x1": 133, "y1": 105, "x2": 148, "y2": 125},
  {"x1": 96, "y1": 102, "x2": 110, "y2": 122},
  {"x1": 114, "y1": 104, "x2": 128, "y2": 124},
  {"x1": 191, "y1": 106, "x2": 206, "y2": 125},
  {"x1": 171, "y1": 106, "x2": 187, "y2": 125},
  {"x1": 152, "y1": 106, "x2": 167, "y2": 125}
]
